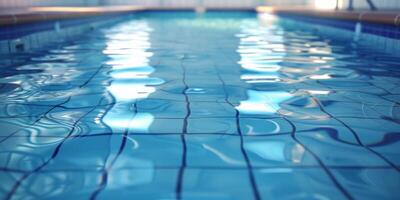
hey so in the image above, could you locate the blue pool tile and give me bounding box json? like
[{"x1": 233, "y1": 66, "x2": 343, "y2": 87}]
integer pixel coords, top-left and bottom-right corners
[
  {"x1": 190, "y1": 102, "x2": 236, "y2": 118},
  {"x1": 338, "y1": 118, "x2": 400, "y2": 146},
  {"x1": 293, "y1": 118, "x2": 364, "y2": 144},
  {"x1": 73, "y1": 115, "x2": 113, "y2": 136},
  {"x1": 1, "y1": 118, "x2": 73, "y2": 138},
  {"x1": 0, "y1": 137, "x2": 59, "y2": 171},
  {"x1": 331, "y1": 168, "x2": 400, "y2": 200},
  {"x1": 0, "y1": 103, "x2": 52, "y2": 118},
  {"x1": 186, "y1": 87, "x2": 227, "y2": 102},
  {"x1": 371, "y1": 105, "x2": 400, "y2": 119},
  {"x1": 317, "y1": 80, "x2": 388, "y2": 95},
  {"x1": 341, "y1": 91, "x2": 393, "y2": 106},
  {"x1": 188, "y1": 118, "x2": 237, "y2": 134},
  {"x1": 136, "y1": 99, "x2": 187, "y2": 118},
  {"x1": 244, "y1": 135, "x2": 318, "y2": 167},
  {"x1": 42, "y1": 136, "x2": 111, "y2": 171},
  {"x1": 128, "y1": 118, "x2": 184, "y2": 134},
  {"x1": 0, "y1": 83, "x2": 19, "y2": 96},
  {"x1": 320, "y1": 101, "x2": 382, "y2": 118},
  {"x1": 333, "y1": 118, "x2": 400, "y2": 166},
  {"x1": 240, "y1": 118, "x2": 292, "y2": 135},
  {"x1": 8, "y1": 91, "x2": 70, "y2": 107},
  {"x1": 155, "y1": 80, "x2": 185, "y2": 92},
  {"x1": 0, "y1": 172, "x2": 25, "y2": 199},
  {"x1": 297, "y1": 130, "x2": 389, "y2": 167},
  {"x1": 182, "y1": 169, "x2": 254, "y2": 200},
  {"x1": 97, "y1": 169, "x2": 178, "y2": 200},
  {"x1": 0, "y1": 117, "x2": 38, "y2": 137},
  {"x1": 186, "y1": 135, "x2": 246, "y2": 167},
  {"x1": 282, "y1": 104, "x2": 330, "y2": 120},
  {"x1": 46, "y1": 107, "x2": 94, "y2": 125},
  {"x1": 42, "y1": 135, "x2": 182, "y2": 170},
  {"x1": 12, "y1": 171, "x2": 100, "y2": 200},
  {"x1": 111, "y1": 135, "x2": 182, "y2": 168},
  {"x1": 370, "y1": 145, "x2": 400, "y2": 167},
  {"x1": 148, "y1": 91, "x2": 186, "y2": 102},
  {"x1": 254, "y1": 168, "x2": 348, "y2": 200},
  {"x1": 62, "y1": 92, "x2": 111, "y2": 109},
  {"x1": 382, "y1": 94, "x2": 400, "y2": 104}
]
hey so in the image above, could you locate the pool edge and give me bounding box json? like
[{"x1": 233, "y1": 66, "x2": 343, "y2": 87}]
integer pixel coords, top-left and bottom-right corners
[{"x1": 256, "y1": 6, "x2": 400, "y2": 27}]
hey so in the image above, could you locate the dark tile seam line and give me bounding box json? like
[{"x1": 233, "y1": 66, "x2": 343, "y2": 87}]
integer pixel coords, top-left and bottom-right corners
[
  {"x1": 280, "y1": 115, "x2": 354, "y2": 200},
  {"x1": 4, "y1": 100, "x2": 101, "y2": 200},
  {"x1": 176, "y1": 54, "x2": 190, "y2": 200},
  {"x1": 311, "y1": 95, "x2": 400, "y2": 172},
  {"x1": 214, "y1": 63, "x2": 261, "y2": 200},
  {"x1": 89, "y1": 101, "x2": 135, "y2": 200}
]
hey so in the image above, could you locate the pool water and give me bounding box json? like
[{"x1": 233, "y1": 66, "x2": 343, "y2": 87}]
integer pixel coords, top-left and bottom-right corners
[{"x1": 0, "y1": 11, "x2": 399, "y2": 200}]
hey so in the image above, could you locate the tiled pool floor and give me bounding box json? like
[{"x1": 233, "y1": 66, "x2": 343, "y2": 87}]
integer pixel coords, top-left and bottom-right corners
[{"x1": 0, "y1": 12, "x2": 399, "y2": 200}]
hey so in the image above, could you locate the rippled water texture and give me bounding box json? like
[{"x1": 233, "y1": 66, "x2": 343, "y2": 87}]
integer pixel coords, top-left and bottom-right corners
[{"x1": 0, "y1": 12, "x2": 399, "y2": 200}]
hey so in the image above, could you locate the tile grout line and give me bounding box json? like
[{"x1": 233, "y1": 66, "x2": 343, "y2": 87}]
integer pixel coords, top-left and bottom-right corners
[
  {"x1": 280, "y1": 115, "x2": 355, "y2": 200},
  {"x1": 213, "y1": 63, "x2": 261, "y2": 200},
  {"x1": 176, "y1": 54, "x2": 190, "y2": 200},
  {"x1": 4, "y1": 99, "x2": 102, "y2": 200},
  {"x1": 3, "y1": 61, "x2": 112, "y2": 200},
  {"x1": 310, "y1": 95, "x2": 400, "y2": 172},
  {"x1": 89, "y1": 101, "x2": 135, "y2": 200}
]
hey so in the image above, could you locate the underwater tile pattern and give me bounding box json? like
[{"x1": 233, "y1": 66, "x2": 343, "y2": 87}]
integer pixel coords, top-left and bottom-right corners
[{"x1": 0, "y1": 12, "x2": 400, "y2": 200}]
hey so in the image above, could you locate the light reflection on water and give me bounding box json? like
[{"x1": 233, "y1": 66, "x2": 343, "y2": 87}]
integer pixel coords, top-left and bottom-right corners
[
  {"x1": 236, "y1": 16, "x2": 335, "y2": 117},
  {"x1": 102, "y1": 21, "x2": 160, "y2": 133},
  {"x1": 98, "y1": 20, "x2": 161, "y2": 189},
  {"x1": 236, "y1": 19, "x2": 291, "y2": 116},
  {"x1": 236, "y1": 90, "x2": 293, "y2": 115},
  {"x1": 235, "y1": 16, "x2": 332, "y2": 164}
]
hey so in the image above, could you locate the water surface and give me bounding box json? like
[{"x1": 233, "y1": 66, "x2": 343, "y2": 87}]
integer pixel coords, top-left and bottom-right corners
[{"x1": 0, "y1": 11, "x2": 399, "y2": 200}]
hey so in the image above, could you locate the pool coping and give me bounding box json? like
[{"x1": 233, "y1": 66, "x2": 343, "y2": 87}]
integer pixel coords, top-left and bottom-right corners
[
  {"x1": 0, "y1": 6, "x2": 145, "y2": 26},
  {"x1": 2, "y1": 6, "x2": 399, "y2": 27},
  {"x1": 0, "y1": 6, "x2": 257, "y2": 26},
  {"x1": 256, "y1": 6, "x2": 400, "y2": 27}
]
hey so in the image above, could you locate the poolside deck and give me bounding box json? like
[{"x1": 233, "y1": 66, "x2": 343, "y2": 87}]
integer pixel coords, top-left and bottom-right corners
[{"x1": 1, "y1": 6, "x2": 399, "y2": 26}]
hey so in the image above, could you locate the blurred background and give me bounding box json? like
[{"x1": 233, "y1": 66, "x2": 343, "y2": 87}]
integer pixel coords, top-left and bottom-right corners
[{"x1": 0, "y1": 0, "x2": 399, "y2": 10}]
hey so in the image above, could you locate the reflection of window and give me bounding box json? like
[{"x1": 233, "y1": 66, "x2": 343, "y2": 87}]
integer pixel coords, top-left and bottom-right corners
[{"x1": 314, "y1": 0, "x2": 337, "y2": 9}]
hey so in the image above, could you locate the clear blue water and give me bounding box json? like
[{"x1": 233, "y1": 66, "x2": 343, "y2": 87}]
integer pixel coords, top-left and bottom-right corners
[{"x1": 0, "y1": 11, "x2": 399, "y2": 200}]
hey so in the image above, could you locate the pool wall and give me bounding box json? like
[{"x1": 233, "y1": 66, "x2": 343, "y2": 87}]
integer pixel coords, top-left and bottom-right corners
[
  {"x1": 0, "y1": 7, "x2": 144, "y2": 55},
  {"x1": 0, "y1": 6, "x2": 399, "y2": 56},
  {"x1": 0, "y1": 16, "x2": 129, "y2": 55},
  {"x1": 271, "y1": 14, "x2": 400, "y2": 56},
  {"x1": 258, "y1": 7, "x2": 400, "y2": 56}
]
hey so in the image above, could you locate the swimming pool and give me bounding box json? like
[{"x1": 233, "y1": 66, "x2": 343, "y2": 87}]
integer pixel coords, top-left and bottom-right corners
[{"x1": 0, "y1": 11, "x2": 399, "y2": 200}]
